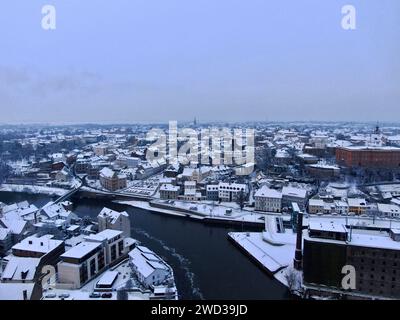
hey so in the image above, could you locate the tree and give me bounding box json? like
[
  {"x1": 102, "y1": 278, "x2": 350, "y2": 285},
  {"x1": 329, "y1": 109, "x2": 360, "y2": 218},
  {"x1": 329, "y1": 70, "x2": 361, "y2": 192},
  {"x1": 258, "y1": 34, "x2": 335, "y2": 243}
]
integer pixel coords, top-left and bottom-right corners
[
  {"x1": 284, "y1": 267, "x2": 301, "y2": 294},
  {"x1": 237, "y1": 190, "x2": 245, "y2": 210}
]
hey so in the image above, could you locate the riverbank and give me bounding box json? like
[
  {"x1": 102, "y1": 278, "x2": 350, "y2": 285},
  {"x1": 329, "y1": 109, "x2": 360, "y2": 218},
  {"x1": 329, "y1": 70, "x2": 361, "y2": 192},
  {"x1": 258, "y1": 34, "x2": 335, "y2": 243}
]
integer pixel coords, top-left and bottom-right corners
[
  {"x1": 117, "y1": 199, "x2": 274, "y2": 229},
  {"x1": 0, "y1": 183, "x2": 67, "y2": 197},
  {"x1": 0, "y1": 191, "x2": 289, "y2": 300}
]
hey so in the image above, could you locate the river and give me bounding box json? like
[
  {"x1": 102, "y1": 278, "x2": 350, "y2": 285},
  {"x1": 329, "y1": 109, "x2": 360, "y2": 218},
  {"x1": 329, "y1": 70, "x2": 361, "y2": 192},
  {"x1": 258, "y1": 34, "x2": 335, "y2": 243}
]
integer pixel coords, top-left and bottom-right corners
[{"x1": 0, "y1": 191, "x2": 289, "y2": 300}]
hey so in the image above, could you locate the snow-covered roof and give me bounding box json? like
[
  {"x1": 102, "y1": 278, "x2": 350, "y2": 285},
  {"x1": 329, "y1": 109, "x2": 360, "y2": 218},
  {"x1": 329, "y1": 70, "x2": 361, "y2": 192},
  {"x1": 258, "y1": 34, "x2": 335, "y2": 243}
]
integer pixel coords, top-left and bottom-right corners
[
  {"x1": 98, "y1": 207, "x2": 129, "y2": 224},
  {"x1": 377, "y1": 203, "x2": 400, "y2": 214},
  {"x1": 282, "y1": 186, "x2": 307, "y2": 199},
  {"x1": 129, "y1": 246, "x2": 169, "y2": 279},
  {"x1": 160, "y1": 184, "x2": 180, "y2": 192},
  {"x1": 61, "y1": 242, "x2": 102, "y2": 259},
  {"x1": 347, "y1": 198, "x2": 367, "y2": 207},
  {"x1": 254, "y1": 186, "x2": 282, "y2": 199},
  {"x1": 85, "y1": 229, "x2": 123, "y2": 243},
  {"x1": 1, "y1": 256, "x2": 41, "y2": 282},
  {"x1": 0, "y1": 227, "x2": 11, "y2": 240},
  {"x1": 12, "y1": 235, "x2": 63, "y2": 255},
  {"x1": 99, "y1": 167, "x2": 116, "y2": 178},
  {"x1": 0, "y1": 218, "x2": 27, "y2": 235},
  {"x1": 309, "y1": 221, "x2": 347, "y2": 233},
  {"x1": 0, "y1": 283, "x2": 34, "y2": 300},
  {"x1": 308, "y1": 199, "x2": 324, "y2": 207},
  {"x1": 97, "y1": 270, "x2": 119, "y2": 287}
]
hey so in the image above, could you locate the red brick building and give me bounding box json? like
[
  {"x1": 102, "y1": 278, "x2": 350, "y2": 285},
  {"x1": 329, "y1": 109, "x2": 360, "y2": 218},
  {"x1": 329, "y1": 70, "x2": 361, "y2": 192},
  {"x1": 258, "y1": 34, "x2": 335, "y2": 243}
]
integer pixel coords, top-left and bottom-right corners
[{"x1": 336, "y1": 146, "x2": 400, "y2": 168}]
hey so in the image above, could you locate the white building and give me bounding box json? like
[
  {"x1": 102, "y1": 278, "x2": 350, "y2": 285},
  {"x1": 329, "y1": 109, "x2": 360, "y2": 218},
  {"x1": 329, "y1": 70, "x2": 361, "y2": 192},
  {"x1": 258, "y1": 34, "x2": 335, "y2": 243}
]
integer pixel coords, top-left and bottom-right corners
[
  {"x1": 57, "y1": 229, "x2": 124, "y2": 289},
  {"x1": 254, "y1": 186, "x2": 282, "y2": 213},
  {"x1": 218, "y1": 182, "x2": 248, "y2": 202},
  {"x1": 97, "y1": 207, "x2": 131, "y2": 238},
  {"x1": 129, "y1": 245, "x2": 171, "y2": 289},
  {"x1": 377, "y1": 203, "x2": 400, "y2": 218},
  {"x1": 85, "y1": 229, "x2": 124, "y2": 265},
  {"x1": 57, "y1": 241, "x2": 106, "y2": 288}
]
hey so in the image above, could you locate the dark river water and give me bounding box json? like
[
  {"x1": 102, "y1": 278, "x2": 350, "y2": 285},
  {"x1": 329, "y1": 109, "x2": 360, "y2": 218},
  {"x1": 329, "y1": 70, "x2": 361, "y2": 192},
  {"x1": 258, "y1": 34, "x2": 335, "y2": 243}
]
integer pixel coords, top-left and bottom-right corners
[{"x1": 0, "y1": 191, "x2": 289, "y2": 300}]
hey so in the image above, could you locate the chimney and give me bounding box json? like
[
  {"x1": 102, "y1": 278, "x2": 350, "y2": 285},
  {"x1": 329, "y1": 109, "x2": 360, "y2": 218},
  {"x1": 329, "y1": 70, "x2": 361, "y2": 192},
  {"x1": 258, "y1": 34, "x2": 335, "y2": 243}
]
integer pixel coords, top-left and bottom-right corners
[
  {"x1": 22, "y1": 290, "x2": 28, "y2": 300},
  {"x1": 293, "y1": 211, "x2": 303, "y2": 270}
]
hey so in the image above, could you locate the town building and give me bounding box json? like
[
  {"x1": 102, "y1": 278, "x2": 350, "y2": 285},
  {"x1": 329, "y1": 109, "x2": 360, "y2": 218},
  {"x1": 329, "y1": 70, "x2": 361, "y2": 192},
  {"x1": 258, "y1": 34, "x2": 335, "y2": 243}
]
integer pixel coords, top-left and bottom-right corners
[
  {"x1": 206, "y1": 185, "x2": 219, "y2": 201},
  {"x1": 99, "y1": 167, "x2": 127, "y2": 192},
  {"x1": 129, "y1": 245, "x2": 172, "y2": 289},
  {"x1": 303, "y1": 221, "x2": 400, "y2": 299},
  {"x1": 348, "y1": 198, "x2": 369, "y2": 215},
  {"x1": 57, "y1": 241, "x2": 106, "y2": 288},
  {"x1": 377, "y1": 203, "x2": 400, "y2": 218},
  {"x1": 282, "y1": 186, "x2": 307, "y2": 211},
  {"x1": 254, "y1": 186, "x2": 282, "y2": 213},
  {"x1": 336, "y1": 146, "x2": 400, "y2": 169},
  {"x1": 97, "y1": 207, "x2": 131, "y2": 238},
  {"x1": 85, "y1": 229, "x2": 125, "y2": 266},
  {"x1": 306, "y1": 163, "x2": 340, "y2": 180},
  {"x1": 11, "y1": 234, "x2": 65, "y2": 266},
  {"x1": 218, "y1": 182, "x2": 248, "y2": 202},
  {"x1": 159, "y1": 184, "x2": 180, "y2": 200}
]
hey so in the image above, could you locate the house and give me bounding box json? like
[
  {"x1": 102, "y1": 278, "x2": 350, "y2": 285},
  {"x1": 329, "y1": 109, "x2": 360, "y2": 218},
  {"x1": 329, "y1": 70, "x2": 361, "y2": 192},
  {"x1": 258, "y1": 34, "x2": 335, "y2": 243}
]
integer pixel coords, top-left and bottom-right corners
[
  {"x1": 1, "y1": 256, "x2": 41, "y2": 283},
  {"x1": 129, "y1": 245, "x2": 171, "y2": 289},
  {"x1": 159, "y1": 184, "x2": 180, "y2": 200},
  {"x1": 55, "y1": 167, "x2": 73, "y2": 182},
  {"x1": 282, "y1": 186, "x2": 307, "y2": 211},
  {"x1": 97, "y1": 207, "x2": 131, "y2": 238},
  {"x1": 308, "y1": 199, "x2": 325, "y2": 214},
  {"x1": 11, "y1": 234, "x2": 65, "y2": 267},
  {"x1": 93, "y1": 144, "x2": 109, "y2": 156},
  {"x1": 0, "y1": 218, "x2": 30, "y2": 244},
  {"x1": 178, "y1": 181, "x2": 203, "y2": 201},
  {"x1": 218, "y1": 182, "x2": 248, "y2": 202},
  {"x1": 40, "y1": 202, "x2": 78, "y2": 223},
  {"x1": 206, "y1": 185, "x2": 219, "y2": 201},
  {"x1": 348, "y1": 198, "x2": 369, "y2": 215},
  {"x1": 99, "y1": 167, "x2": 127, "y2": 192},
  {"x1": 377, "y1": 203, "x2": 400, "y2": 218},
  {"x1": 254, "y1": 186, "x2": 282, "y2": 213}
]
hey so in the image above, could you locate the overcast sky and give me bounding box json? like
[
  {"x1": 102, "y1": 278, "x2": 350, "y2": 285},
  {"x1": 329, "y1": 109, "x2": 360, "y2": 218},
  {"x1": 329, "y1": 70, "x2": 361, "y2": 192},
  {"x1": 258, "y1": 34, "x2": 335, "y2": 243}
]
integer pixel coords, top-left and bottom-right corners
[{"x1": 0, "y1": 0, "x2": 399, "y2": 124}]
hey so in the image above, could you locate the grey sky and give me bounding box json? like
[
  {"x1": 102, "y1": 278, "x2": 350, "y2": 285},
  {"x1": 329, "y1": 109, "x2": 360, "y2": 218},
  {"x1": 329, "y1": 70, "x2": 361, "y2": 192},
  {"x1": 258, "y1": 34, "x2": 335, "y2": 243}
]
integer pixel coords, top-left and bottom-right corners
[{"x1": 0, "y1": 0, "x2": 399, "y2": 124}]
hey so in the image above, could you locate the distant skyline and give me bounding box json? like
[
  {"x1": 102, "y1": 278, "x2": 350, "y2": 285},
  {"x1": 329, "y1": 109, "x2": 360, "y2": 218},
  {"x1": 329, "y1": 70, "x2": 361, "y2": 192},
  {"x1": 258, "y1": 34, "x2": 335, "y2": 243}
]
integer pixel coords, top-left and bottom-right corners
[{"x1": 0, "y1": 0, "x2": 399, "y2": 124}]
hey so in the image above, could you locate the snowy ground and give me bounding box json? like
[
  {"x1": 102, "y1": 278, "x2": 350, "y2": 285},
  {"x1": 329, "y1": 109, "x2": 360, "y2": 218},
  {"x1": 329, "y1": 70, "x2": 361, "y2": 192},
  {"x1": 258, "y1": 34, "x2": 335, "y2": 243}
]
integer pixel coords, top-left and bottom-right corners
[
  {"x1": 0, "y1": 183, "x2": 67, "y2": 197},
  {"x1": 118, "y1": 199, "x2": 271, "y2": 225}
]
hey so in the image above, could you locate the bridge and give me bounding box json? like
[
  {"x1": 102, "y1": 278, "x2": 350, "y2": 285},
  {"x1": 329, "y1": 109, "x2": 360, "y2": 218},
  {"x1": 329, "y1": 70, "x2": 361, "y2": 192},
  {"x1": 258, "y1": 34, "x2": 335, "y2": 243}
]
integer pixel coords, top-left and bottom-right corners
[{"x1": 53, "y1": 184, "x2": 83, "y2": 204}]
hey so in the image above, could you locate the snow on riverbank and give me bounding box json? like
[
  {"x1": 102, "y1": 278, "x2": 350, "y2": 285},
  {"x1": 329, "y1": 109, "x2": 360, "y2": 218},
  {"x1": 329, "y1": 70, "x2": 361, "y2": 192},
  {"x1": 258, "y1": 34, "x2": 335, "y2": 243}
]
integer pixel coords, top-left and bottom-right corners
[
  {"x1": 0, "y1": 184, "x2": 66, "y2": 197},
  {"x1": 228, "y1": 232, "x2": 296, "y2": 276},
  {"x1": 117, "y1": 199, "x2": 270, "y2": 225}
]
